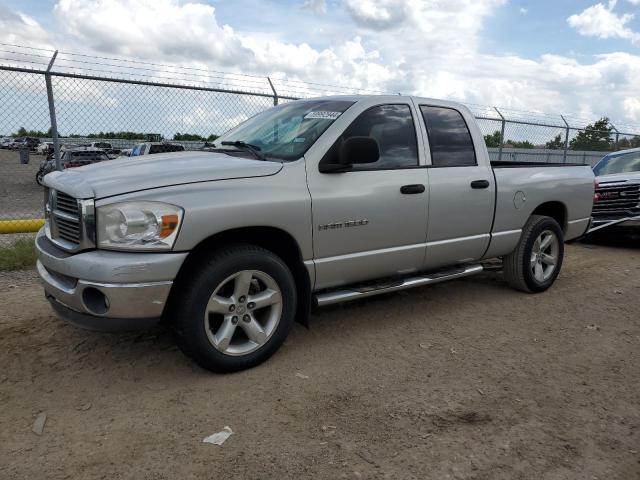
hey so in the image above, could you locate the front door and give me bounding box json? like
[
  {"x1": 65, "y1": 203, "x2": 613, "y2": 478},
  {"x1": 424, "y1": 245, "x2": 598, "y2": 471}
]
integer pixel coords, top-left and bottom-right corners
[{"x1": 306, "y1": 102, "x2": 429, "y2": 290}]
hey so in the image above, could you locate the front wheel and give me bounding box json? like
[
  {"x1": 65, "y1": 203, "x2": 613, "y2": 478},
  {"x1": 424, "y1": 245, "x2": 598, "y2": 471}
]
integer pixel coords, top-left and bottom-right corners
[
  {"x1": 503, "y1": 215, "x2": 564, "y2": 293},
  {"x1": 172, "y1": 244, "x2": 297, "y2": 373},
  {"x1": 35, "y1": 170, "x2": 44, "y2": 186}
]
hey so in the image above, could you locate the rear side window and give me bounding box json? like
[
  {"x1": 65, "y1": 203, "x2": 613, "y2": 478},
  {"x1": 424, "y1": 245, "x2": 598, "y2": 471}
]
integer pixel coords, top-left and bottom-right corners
[
  {"x1": 420, "y1": 106, "x2": 476, "y2": 167},
  {"x1": 339, "y1": 104, "x2": 418, "y2": 170}
]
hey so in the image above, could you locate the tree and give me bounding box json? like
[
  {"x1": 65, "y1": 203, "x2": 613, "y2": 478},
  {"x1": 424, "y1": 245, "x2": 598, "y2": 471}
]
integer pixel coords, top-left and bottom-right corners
[
  {"x1": 545, "y1": 134, "x2": 564, "y2": 150},
  {"x1": 484, "y1": 130, "x2": 501, "y2": 148},
  {"x1": 507, "y1": 140, "x2": 535, "y2": 149},
  {"x1": 569, "y1": 117, "x2": 612, "y2": 151},
  {"x1": 173, "y1": 133, "x2": 206, "y2": 141},
  {"x1": 617, "y1": 136, "x2": 640, "y2": 150}
]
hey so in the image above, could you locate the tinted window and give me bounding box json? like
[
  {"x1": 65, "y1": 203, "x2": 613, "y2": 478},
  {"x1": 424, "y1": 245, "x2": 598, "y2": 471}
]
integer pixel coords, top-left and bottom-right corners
[
  {"x1": 149, "y1": 144, "x2": 185, "y2": 154},
  {"x1": 593, "y1": 151, "x2": 640, "y2": 176},
  {"x1": 338, "y1": 104, "x2": 418, "y2": 169},
  {"x1": 420, "y1": 106, "x2": 476, "y2": 167}
]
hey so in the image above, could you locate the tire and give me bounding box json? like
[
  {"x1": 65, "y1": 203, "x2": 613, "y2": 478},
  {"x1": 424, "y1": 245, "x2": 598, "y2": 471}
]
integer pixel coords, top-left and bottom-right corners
[
  {"x1": 36, "y1": 170, "x2": 44, "y2": 186},
  {"x1": 171, "y1": 244, "x2": 297, "y2": 373},
  {"x1": 503, "y1": 215, "x2": 564, "y2": 293}
]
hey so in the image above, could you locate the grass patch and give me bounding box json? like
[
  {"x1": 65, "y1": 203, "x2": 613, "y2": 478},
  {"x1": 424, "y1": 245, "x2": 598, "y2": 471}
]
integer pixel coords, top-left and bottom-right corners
[{"x1": 0, "y1": 237, "x2": 37, "y2": 271}]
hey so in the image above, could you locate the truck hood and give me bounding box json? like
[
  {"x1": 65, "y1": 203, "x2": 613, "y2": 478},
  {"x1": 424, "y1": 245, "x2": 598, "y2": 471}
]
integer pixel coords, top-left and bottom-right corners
[
  {"x1": 44, "y1": 151, "x2": 283, "y2": 199},
  {"x1": 595, "y1": 172, "x2": 640, "y2": 184}
]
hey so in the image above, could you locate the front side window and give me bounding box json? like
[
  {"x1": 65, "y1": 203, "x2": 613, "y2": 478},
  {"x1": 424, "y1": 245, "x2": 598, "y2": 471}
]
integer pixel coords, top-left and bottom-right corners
[
  {"x1": 327, "y1": 104, "x2": 418, "y2": 170},
  {"x1": 215, "y1": 99, "x2": 355, "y2": 161},
  {"x1": 420, "y1": 106, "x2": 476, "y2": 167},
  {"x1": 593, "y1": 151, "x2": 640, "y2": 176}
]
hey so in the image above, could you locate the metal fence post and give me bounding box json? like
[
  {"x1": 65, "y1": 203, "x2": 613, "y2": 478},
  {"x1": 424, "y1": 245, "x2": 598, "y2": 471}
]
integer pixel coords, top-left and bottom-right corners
[
  {"x1": 560, "y1": 115, "x2": 570, "y2": 164},
  {"x1": 267, "y1": 77, "x2": 278, "y2": 106},
  {"x1": 611, "y1": 123, "x2": 619, "y2": 151},
  {"x1": 44, "y1": 50, "x2": 61, "y2": 171},
  {"x1": 494, "y1": 107, "x2": 505, "y2": 162}
]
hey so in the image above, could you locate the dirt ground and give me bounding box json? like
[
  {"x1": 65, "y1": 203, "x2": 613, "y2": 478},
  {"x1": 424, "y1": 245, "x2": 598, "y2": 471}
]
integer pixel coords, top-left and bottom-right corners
[{"x1": 1, "y1": 236, "x2": 639, "y2": 480}]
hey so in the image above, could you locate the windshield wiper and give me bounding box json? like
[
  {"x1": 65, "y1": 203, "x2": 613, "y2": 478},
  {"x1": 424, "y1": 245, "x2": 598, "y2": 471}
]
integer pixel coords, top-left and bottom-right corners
[{"x1": 220, "y1": 140, "x2": 266, "y2": 160}]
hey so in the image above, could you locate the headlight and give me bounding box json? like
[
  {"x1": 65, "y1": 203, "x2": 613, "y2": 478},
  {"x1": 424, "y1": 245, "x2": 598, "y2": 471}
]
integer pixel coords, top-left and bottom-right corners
[{"x1": 97, "y1": 201, "x2": 183, "y2": 251}]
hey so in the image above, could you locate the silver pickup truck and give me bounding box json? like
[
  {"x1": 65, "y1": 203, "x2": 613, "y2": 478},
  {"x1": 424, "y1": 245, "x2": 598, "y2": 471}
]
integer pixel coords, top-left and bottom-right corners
[{"x1": 37, "y1": 95, "x2": 595, "y2": 372}]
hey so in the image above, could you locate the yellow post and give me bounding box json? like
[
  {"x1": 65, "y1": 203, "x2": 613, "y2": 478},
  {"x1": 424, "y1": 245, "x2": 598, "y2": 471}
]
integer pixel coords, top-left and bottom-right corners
[{"x1": 0, "y1": 219, "x2": 45, "y2": 234}]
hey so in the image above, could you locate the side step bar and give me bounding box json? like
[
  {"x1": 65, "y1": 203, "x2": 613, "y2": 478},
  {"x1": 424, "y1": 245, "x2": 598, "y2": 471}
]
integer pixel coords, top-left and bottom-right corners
[
  {"x1": 587, "y1": 215, "x2": 640, "y2": 234},
  {"x1": 314, "y1": 264, "x2": 484, "y2": 307}
]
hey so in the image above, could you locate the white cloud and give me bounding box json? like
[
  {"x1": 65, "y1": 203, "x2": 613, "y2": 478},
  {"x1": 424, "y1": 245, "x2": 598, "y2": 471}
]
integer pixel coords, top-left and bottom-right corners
[
  {"x1": 519, "y1": 7, "x2": 528, "y2": 14},
  {"x1": 300, "y1": 0, "x2": 327, "y2": 14},
  {"x1": 344, "y1": 0, "x2": 409, "y2": 30},
  {"x1": 623, "y1": 97, "x2": 640, "y2": 122},
  {"x1": 568, "y1": 1, "x2": 640, "y2": 44},
  {"x1": 2, "y1": 0, "x2": 640, "y2": 130},
  {"x1": 0, "y1": 6, "x2": 51, "y2": 49},
  {"x1": 54, "y1": 0, "x2": 254, "y2": 65}
]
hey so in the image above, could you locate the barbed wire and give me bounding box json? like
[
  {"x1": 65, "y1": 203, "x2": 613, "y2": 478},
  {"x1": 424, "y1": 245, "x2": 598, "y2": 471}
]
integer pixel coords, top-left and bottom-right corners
[{"x1": 0, "y1": 43, "x2": 639, "y2": 135}]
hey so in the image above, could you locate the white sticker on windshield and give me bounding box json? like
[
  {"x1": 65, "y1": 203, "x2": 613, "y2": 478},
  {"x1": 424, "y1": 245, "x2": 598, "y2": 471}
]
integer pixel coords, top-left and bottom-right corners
[{"x1": 304, "y1": 111, "x2": 342, "y2": 120}]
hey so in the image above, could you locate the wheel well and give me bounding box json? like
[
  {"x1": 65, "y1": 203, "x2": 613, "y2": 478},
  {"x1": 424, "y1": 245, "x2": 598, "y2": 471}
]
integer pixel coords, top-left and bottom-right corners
[
  {"x1": 531, "y1": 202, "x2": 567, "y2": 232},
  {"x1": 167, "y1": 227, "x2": 312, "y2": 326}
]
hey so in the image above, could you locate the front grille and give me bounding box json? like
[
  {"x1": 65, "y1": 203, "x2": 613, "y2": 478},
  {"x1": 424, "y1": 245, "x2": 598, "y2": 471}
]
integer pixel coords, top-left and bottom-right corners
[
  {"x1": 45, "y1": 189, "x2": 94, "y2": 252},
  {"x1": 55, "y1": 191, "x2": 80, "y2": 216},
  {"x1": 593, "y1": 182, "x2": 640, "y2": 218}
]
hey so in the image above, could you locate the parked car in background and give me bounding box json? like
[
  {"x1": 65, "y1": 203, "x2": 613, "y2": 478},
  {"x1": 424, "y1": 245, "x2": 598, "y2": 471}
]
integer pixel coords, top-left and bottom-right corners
[
  {"x1": 130, "y1": 142, "x2": 185, "y2": 156},
  {"x1": 119, "y1": 148, "x2": 133, "y2": 157},
  {"x1": 87, "y1": 141, "x2": 121, "y2": 157},
  {"x1": 36, "y1": 146, "x2": 111, "y2": 185},
  {"x1": 9, "y1": 137, "x2": 40, "y2": 151},
  {"x1": 0, "y1": 137, "x2": 14, "y2": 148},
  {"x1": 38, "y1": 95, "x2": 595, "y2": 373},
  {"x1": 592, "y1": 148, "x2": 640, "y2": 229},
  {"x1": 37, "y1": 142, "x2": 55, "y2": 155}
]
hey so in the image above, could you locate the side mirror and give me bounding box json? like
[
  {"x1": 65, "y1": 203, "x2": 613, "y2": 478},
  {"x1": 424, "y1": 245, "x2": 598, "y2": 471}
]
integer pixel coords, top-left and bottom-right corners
[
  {"x1": 318, "y1": 136, "x2": 380, "y2": 173},
  {"x1": 339, "y1": 136, "x2": 379, "y2": 166}
]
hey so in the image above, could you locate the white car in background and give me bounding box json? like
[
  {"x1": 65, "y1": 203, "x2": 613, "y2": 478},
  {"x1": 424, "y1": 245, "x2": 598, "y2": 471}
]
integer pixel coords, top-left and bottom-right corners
[{"x1": 37, "y1": 142, "x2": 54, "y2": 155}]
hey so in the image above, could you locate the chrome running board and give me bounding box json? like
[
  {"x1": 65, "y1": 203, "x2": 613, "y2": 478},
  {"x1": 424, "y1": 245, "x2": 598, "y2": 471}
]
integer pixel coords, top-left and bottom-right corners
[
  {"x1": 587, "y1": 215, "x2": 640, "y2": 234},
  {"x1": 314, "y1": 264, "x2": 484, "y2": 307}
]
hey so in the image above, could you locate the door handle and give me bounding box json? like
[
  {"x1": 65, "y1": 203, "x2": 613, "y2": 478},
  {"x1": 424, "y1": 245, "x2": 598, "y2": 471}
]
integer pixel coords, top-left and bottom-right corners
[
  {"x1": 400, "y1": 184, "x2": 425, "y2": 194},
  {"x1": 470, "y1": 180, "x2": 490, "y2": 189}
]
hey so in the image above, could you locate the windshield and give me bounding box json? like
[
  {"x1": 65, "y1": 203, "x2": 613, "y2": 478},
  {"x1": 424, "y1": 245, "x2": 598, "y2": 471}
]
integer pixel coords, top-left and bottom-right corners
[
  {"x1": 593, "y1": 151, "x2": 640, "y2": 176},
  {"x1": 215, "y1": 99, "x2": 355, "y2": 161}
]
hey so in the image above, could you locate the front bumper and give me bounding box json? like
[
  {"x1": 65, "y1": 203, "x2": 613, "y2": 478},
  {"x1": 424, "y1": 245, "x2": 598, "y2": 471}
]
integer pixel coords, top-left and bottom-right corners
[{"x1": 35, "y1": 228, "x2": 188, "y2": 331}]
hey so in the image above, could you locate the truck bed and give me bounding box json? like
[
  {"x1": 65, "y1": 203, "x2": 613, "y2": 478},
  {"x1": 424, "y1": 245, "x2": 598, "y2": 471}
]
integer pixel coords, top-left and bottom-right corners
[{"x1": 491, "y1": 160, "x2": 587, "y2": 168}]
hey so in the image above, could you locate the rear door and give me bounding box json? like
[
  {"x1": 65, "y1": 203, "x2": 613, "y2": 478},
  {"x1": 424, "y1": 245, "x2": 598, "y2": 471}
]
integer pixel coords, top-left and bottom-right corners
[{"x1": 417, "y1": 104, "x2": 495, "y2": 270}]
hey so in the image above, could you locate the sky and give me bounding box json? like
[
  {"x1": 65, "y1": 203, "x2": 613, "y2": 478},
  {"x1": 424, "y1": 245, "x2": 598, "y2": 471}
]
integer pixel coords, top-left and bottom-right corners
[{"x1": 1, "y1": 0, "x2": 640, "y2": 130}]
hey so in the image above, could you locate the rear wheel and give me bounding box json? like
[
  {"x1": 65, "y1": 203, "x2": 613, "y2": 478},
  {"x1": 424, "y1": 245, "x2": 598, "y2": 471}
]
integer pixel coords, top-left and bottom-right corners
[
  {"x1": 503, "y1": 215, "x2": 564, "y2": 293},
  {"x1": 35, "y1": 170, "x2": 44, "y2": 186},
  {"x1": 172, "y1": 244, "x2": 297, "y2": 373}
]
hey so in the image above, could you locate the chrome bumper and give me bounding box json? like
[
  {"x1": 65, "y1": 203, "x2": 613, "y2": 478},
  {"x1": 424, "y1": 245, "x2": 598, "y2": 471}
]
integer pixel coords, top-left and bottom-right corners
[
  {"x1": 35, "y1": 228, "x2": 187, "y2": 331},
  {"x1": 589, "y1": 215, "x2": 640, "y2": 233}
]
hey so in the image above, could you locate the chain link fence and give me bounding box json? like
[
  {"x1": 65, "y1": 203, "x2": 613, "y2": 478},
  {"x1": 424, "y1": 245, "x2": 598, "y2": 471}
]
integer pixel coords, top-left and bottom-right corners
[{"x1": 1, "y1": 43, "x2": 640, "y2": 248}]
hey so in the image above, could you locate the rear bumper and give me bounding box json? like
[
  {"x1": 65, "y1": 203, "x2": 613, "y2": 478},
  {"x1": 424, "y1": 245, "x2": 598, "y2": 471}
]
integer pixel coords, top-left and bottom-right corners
[{"x1": 35, "y1": 228, "x2": 187, "y2": 331}]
